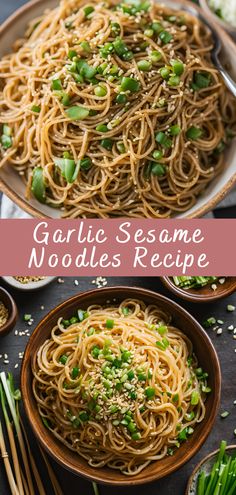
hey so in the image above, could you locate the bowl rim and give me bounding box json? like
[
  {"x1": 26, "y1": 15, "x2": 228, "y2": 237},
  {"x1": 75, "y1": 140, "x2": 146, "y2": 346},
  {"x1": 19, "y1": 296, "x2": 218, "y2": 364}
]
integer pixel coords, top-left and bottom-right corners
[
  {"x1": 185, "y1": 444, "x2": 236, "y2": 494},
  {"x1": 1, "y1": 276, "x2": 57, "y2": 291},
  {"x1": 161, "y1": 276, "x2": 236, "y2": 303},
  {"x1": 0, "y1": 0, "x2": 236, "y2": 218},
  {"x1": 0, "y1": 286, "x2": 18, "y2": 335},
  {"x1": 21, "y1": 286, "x2": 221, "y2": 485}
]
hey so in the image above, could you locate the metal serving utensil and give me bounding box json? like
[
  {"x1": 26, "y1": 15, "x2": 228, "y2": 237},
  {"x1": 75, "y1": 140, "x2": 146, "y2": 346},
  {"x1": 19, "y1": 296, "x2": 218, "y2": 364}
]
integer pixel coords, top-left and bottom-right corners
[{"x1": 160, "y1": 0, "x2": 236, "y2": 98}]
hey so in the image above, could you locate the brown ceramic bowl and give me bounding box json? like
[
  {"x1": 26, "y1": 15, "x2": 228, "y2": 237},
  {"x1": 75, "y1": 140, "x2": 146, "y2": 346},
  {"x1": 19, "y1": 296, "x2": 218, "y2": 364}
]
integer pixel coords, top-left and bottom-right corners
[
  {"x1": 21, "y1": 286, "x2": 221, "y2": 486},
  {"x1": 0, "y1": 286, "x2": 18, "y2": 336},
  {"x1": 186, "y1": 445, "x2": 236, "y2": 494},
  {"x1": 161, "y1": 277, "x2": 236, "y2": 303},
  {"x1": 0, "y1": 0, "x2": 236, "y2": 218}
]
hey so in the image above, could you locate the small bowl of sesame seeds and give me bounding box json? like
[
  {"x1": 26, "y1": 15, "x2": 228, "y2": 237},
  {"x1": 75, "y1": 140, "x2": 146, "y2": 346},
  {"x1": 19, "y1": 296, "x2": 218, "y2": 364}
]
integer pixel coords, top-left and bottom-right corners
[
  {"x1": 161, "y1": 277, "x2": 236, "y2": 303},
  {"x1": 1, "y1": 276, "x2": 57, "y2": 291},
  {"x1": 0, "y1": 286, "x2": 18, "y2": 336}
]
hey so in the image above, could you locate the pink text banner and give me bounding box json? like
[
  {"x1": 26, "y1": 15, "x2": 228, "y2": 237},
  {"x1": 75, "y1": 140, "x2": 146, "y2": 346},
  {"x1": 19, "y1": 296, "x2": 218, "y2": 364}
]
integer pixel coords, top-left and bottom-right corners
[{"x1": 0, "y1": 219, "x2": 234, "y2": 276}]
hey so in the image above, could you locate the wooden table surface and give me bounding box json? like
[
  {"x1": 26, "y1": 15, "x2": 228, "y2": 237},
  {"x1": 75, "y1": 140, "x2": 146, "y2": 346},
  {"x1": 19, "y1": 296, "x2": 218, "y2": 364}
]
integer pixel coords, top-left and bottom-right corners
[{"x1": 0, "y1": 276, "x2": 236, "y2": 495}]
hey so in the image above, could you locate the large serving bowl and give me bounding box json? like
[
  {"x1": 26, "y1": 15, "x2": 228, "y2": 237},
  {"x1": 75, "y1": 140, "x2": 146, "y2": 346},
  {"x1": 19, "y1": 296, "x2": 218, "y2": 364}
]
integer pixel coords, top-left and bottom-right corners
[
  {"x1": 21, "y1": 286, "x2": 221, "y2": 485},
  {"x1": 0, "y1": 0, "x2": 236, "y2": 218}
]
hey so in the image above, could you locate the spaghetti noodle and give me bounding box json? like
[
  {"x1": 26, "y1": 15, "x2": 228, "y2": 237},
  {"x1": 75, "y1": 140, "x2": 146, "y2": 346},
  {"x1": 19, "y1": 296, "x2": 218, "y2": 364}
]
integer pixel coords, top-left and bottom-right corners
[{"x1": 32, "y1": 299, "x2": 209, "y2": 475}]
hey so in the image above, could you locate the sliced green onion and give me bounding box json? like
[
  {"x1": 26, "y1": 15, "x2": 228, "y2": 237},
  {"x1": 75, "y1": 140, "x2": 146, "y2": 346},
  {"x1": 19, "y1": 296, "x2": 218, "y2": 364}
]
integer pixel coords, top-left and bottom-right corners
[
  {"x1": 80, "y1": 156, "x2": 92, "y2": 170},
  {"x1": 191, "y1": 391, "x2": 199, "y2": 406},
  {"x1": 94, "y1": 85, "x2": 107, "y2": 97},
  {"x1": 172, "y1": 393, "x2": 179, "y2": 403},
  {"x1": 192, "y1": 71, "x2": 212, "y2": 91},
  {"x1": 31, "y1": 167, "x2": 46, "y2": 203},
  {"x1": 61, "y1": 93, "x2": 70, "y2": 106},
  {"x1": 83, "y1": 6, "x2": 94, "y2": 16},
  {"x1": 52, "y1": 79, "x2": 62, "y2": 90},
  {"x1": 150, "y1": 50, "x2": 163, "y2": 63},
  {"x1": 96, "y1": 124, "x2": 109, "y2": 132},
  {"x1": 151, "y1": 162, "x2": 166, "y2": 176},
  {"x1": 159, "y1": 67, "x2": 170, "y2": 79},
  {"x1": 106, "y1": 319, "x2": 114, "y2": 329},
  {"x1": 59, "y1": 355, "x2": 68, "y2": 365},
  {"x1": 185, "y1": 411, "x2": 195, "y2": 421},
  {"x1": 144, "y1": 28, "x2": 154, "y2": 37},
  {"x1": 71, "y1": 367, "x2": 79, "y2": 379},
  {"x1": 127, "y1": 370, "x2": 134, "y2": 380},
  {"x1": 159, "y1": 31, "x2": 173, "y2": 44},
  {"x1": 152, "y1": 150, "x2": 163, "y2": 160},
  {"x1": 79, "y1": 411, "x2": 89, "y2": 422},
  {"x1": 137, "y1": 59, "x2": 152, "y2": 71},
  {"x1": 80, "y1": 41, "x2": 91, "y2": 52},
  {"x1": 157, "y1": 325, "x2": 167, "y2": 335},
  {"x1": 68, "y1": 49, "x2": 77, "y2": 60},
  {"x1": 170, "y1": 125, "x2": 181, "y2": 136},
  {"x1": 23, "y1": 314, "x2": 31, "y2": 322},
  {"x1": 31, "y1": 105, "x2": 41, "y2": 113},
  {"x1": 91, "y1": 346, "x2": 101, "y2": 358},
  {"x1": 168, "y1": 75, "x2": 180, "y2": 86},
  {"x1": 54, "y1": 157, "x2": 76, "y2": 183},
  {"x1": 1, "y1": 135, "x2": 12, "y2": 149},
  {"x1": 101, "y1": 138, "x2": 113, "y2": 150},
  {"x1": 145, "y1": 387, "x2": 155, "y2": 399},
  {"x1": 66, "y1": 106, "x2": 90, "y2": 120},
  {"x1": 151, "y1": 22, "x2": 164, "y2": 34},
  {"x1": 116, "y1": 93, "x2": 127, "y2": 104},
  {"x1": 120, "y1": 76, "x2": 140, "y2": 92},
  {"x1": 137, "y1": 373, "x2": 146, "y2": 381},
  {"x1": 111, "y1": 22, "x2": 121, "y2": 35},
  {"x1": 80, "y1": 63, "x2": 97, "y2": 80},
  {"x1": 171, "y1": 59, "x2": 184, "y2": 76},
  {"x1": 117, "y1": 141, "x2": 126, "y2": 153},
  {"x1": 132, "y1": 432, "x2": 141, "y2": 440},
  {"x1": 155, "y1": 131, "x2": 172, "y2": 148},
  {"x1": 70, "y1": 316, "x2": 78, "y2": 324},
  {"x1": 113, "y1": 37, "x2": 133, "y2": 60},
  {"x1": 221, "y1": 411, "x2": 230, "y2": 418},
  {"x1": 186, "y1": 126, "x2": 203, "y2": 140}
]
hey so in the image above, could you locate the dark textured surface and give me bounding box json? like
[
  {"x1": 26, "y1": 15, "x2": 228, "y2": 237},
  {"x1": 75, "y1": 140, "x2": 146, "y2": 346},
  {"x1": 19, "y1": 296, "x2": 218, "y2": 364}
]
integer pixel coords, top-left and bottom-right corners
[{"x1": 0, "y1": 276, "x2": 236, "y2": 495}]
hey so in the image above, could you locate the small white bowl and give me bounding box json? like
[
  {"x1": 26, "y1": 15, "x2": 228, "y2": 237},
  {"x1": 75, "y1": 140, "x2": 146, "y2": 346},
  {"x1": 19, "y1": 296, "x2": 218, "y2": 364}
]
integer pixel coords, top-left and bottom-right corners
[
  {"x1": 1, "y1": 276, "x2": 56, "y2": 291},
  {"x1": 199, "y1": 0, "x2": 236, "y2": 39}
]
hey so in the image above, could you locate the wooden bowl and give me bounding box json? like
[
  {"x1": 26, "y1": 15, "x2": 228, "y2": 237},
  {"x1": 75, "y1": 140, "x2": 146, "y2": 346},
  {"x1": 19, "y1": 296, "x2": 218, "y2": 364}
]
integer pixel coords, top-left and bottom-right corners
[
  {"x1": 161, "y1": 277, "x2": 236, "y2": 303},
  {"x1": 199, "y1": 0, "x2": 236, "y2": 39},
  {"x1": 21, "y1": 286, "x2": 221, "y2": 486},
  {"x1": 0, "y1": 0, "x2": 236, "y2": 218},
  {"x1": 0, "y1": 286, "x2": 18, "y2": 336},
  {"x1": 186, "y1": 445, "x2": 236, "y2": 494}
]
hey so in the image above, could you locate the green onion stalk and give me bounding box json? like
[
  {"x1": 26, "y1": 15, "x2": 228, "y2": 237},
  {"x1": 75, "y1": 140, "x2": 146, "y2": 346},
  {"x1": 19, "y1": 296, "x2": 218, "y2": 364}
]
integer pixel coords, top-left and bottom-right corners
[
  {"x1": 0, "y1": 371, "x2": 101, "y2": 495},
  {"x1": 0, "y1": 372, "x2": 35, "y2": 493},
  {"x1": 0, "y1": 372, "x2": 61, "y2": 495}
]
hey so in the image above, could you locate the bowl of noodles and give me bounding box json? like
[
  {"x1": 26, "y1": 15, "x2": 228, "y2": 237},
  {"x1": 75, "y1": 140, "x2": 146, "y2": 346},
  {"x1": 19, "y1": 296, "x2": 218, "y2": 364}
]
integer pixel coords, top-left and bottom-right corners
[
  {"x1": 21, "y1": 286, "x2": 221, "y2": 485},
  {"x1": 0, "y1": 0, "x2": 236, "y2": 219}
]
